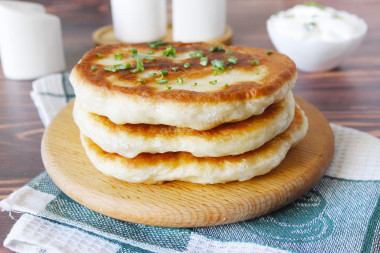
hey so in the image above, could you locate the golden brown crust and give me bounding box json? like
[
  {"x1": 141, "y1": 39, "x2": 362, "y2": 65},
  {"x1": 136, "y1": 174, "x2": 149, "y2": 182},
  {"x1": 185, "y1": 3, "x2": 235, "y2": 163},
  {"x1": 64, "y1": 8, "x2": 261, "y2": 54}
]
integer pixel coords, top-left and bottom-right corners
[
  {"x1": 84, "y1": 104, "x2": 305, "y2": 165},
  {"x1": 72, "y1": 42, "x2": 296, "y2": 103},
  {"x1": 89, "y1": 95, "x2": 292, "y2": 140}
]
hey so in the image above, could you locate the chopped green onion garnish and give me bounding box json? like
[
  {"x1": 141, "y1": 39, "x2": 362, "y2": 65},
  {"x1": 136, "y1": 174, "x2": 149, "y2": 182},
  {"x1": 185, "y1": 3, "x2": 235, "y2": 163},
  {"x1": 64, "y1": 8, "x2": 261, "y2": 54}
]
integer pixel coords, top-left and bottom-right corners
[
  {"x1": 256, "y1": 71, "x2": 260, "y2": 75},
  {"x1": 228, "y1": 66, "x2": 233, "y2": 70},
  {"x1": 305, "y1": 22, "x2": 317, "y2": 31},
  {"x1": 212, "y1": 59, "x2": 226, "y2": 69},
  {"x1": 114, "y1": 52, "x2": 123, "y2": 60},
  {"x1": 156, "y1": 75, "x2": 164, "y2": 81},
  {"x1": 147, "y1": 50, "x2": 155, "y2": 55},
  {"x1": 165, "y1": 86, "x2": 172, "y2": 90},
  {"x1": 114, "y1": 63, "x2": 131, "y2": 70},
  {"x1": 148, "y1": 72, "x2": 157, "y2": 77},
  {"x1": 285, "y1": 14, "x2": 295, "y2": 18},
  {"x1": 171, "y1": 67, "x2": 179, "y2": 72},
  {"x1": 160, "y1": 69, "x2": 168, "y2": 75},
  {"x1": 91, "y1": 66, "x2": 98, "y2": 71},
  {"x1": 332, "y1": 13, "x2": 342, "y2": 19},
  {"x1": 131, "y1": 59, "x2": 144, "y2": 73},
  {"x1": 209, "y1": 80, "x2": 217, "y2": 85},
  {"x1": 189, "y1": 50, "x2": 204, "y2": 58},
  {"x1": 148, "y1": 40, "x2": 167, "y2": 49},
  {"x1": 132, "y1": 54, "x2": 156, "y2": 60},
  {"x1": 225, "y1": 83, "x2": 229, "y2": 86},
  {"x1": 138, "y1": 78, "x2": 146, "y2": 84},
  {"x1": 177, "y1": 77, "x2": 184, "y2": 84},
  {"x1": 162, "y1": 45, "x2": 176, "y2": 57},
  {"x1": 130, "y1": 48, "x2": 138, "y2": 55},
  {"x1": 192, "y1": 82, "x2": 198, "y2": 86},
  {"x1": 266, "y1": 50, "x2": 273, "y2": 55},
  {"x1": 158, "y1": 79, "x2": 168, "y2": 84},
  {"x1": 200, "y1": 57, "x2": 208, "y2": 66},
  {"x1": 96, "y1": 53, "x2": 103, "y2": 58},
  {"x1": 184, "y1": 63, "x2": 190, "y2": 69},
  {"x1": 211, "y1": 59, "x2": 226, "y2": 73},
  {"x1": 251, "y1": 60, "x2": 259, "y2": 66},
  {"x1": 226, "y1": 50, "x2": 233, "y2": 55},
  {"x1": 104, "y1": 67, "x2": 117, "y2": 72},
  {"x1": 209, "y1": 46, "x2": 225, "y2": 52},
  {"x1": 142, "y1": 56, "x2": 156, "y2": 60},
  {"x1": 104, "y1": 63, "x2": 131, "y2": 72},
  {"x1": 228, "y1": 57, "x2": 237, "y2": 64},
  {"x1": 304, "y1": 1, "x2": 325, "y2": 9}
]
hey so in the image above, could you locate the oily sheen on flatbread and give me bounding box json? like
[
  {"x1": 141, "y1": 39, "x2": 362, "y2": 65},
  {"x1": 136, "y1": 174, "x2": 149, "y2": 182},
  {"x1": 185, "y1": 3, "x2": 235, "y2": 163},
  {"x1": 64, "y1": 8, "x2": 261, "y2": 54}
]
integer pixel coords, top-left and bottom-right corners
[
  {"x1": 80, "y1": 104, "x2": 308, "y2": 184},
  {"x1": 74, "y1": 92, "x2": 295, "y2": 158},
  {"x1": 70, "y1": 42, "x2": 296, "y2": 130}
]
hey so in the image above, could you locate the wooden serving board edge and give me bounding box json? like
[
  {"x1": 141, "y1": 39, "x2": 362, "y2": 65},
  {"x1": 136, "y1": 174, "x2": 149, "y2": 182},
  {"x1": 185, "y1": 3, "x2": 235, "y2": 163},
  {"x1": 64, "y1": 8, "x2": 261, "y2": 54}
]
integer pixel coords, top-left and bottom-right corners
[{"x1": 41, "y1": 97, "x2": 334, "y2": 227}]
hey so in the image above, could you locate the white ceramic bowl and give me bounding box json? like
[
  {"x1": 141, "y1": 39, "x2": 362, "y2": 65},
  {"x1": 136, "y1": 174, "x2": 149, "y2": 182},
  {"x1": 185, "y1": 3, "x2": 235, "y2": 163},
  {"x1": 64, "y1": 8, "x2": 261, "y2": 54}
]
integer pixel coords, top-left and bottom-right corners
[{"x1": 266, "y1": 6, "x2": 367, "y2": 72}]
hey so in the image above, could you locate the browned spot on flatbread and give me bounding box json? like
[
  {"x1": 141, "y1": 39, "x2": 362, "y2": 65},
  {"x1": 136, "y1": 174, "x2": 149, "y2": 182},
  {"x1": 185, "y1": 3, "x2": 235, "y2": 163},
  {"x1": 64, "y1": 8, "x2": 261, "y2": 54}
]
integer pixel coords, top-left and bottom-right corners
[
  {"x1": 73, "y1": 42, "x2": 296, "y2": 103},
  {"x1": 83, "y1": 104, "x2": 305, "y2": 167},
  {"x1": 89, "y1": 96, "x2": 292, "y2": 140}
]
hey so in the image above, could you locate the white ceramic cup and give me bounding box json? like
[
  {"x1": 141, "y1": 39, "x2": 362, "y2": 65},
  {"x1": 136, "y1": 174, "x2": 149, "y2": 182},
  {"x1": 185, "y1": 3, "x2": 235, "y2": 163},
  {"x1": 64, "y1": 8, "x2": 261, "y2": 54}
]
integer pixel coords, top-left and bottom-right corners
[
  {"x1": 0, "y1": 1, "x2": 45, "y2": 56},
  {"x1": 172, "y1": 0, "x2": 226, "y2": 42},
  {"x1": 111, "y1": 0, "x2": 167, "y2": 43},
  {"x1": 0, "y1": 1, "x2": 65, "y2": 80}
]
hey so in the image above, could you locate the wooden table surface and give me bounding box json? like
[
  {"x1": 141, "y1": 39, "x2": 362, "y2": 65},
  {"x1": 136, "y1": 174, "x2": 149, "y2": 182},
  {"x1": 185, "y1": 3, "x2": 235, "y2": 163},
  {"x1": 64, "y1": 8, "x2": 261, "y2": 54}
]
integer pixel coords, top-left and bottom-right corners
[{"x1": 0, "y1": 0, "x2": 379, "y2": 252}]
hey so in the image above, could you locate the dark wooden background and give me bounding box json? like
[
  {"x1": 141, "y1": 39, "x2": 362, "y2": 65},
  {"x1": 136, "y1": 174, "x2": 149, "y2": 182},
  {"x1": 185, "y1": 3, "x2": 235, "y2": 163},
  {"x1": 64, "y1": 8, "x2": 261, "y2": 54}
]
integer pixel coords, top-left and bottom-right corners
[{"x1": 0, "y1": 0, "x2": 379, "y2": 252}]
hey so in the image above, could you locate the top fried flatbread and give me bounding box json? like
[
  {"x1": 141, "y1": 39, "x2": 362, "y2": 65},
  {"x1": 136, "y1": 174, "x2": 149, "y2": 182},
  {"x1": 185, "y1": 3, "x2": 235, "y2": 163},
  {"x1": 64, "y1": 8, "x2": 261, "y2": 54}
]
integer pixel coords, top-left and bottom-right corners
[{"x1": 70, "y1": 42, "x2": 296, "y2": 130}]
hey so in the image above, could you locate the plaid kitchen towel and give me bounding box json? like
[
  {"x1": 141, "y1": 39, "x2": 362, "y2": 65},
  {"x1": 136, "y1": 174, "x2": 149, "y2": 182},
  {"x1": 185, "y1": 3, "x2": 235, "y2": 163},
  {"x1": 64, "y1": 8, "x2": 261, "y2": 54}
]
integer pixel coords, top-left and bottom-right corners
[
  {"x1": 30, "y1": 72, "x2": 74, "y2": 126},
  {"x1": 1, "y1": 73, "x2": 379, "y2": 253}
]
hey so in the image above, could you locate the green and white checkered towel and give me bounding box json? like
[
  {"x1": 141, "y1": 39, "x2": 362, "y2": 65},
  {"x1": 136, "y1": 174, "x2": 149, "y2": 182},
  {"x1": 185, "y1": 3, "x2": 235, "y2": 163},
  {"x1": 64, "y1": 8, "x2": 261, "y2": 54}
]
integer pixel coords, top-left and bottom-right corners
[{"x1": 1, "y1": 73, "x2": 379, "y2": 253}]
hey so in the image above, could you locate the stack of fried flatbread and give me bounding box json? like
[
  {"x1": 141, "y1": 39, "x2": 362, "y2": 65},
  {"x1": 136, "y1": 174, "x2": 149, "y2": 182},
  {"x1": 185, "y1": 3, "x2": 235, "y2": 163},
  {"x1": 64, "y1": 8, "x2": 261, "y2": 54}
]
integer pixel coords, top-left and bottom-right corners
[{"x1": 70, "y1": 42, "x2": 308, "y2": 184}]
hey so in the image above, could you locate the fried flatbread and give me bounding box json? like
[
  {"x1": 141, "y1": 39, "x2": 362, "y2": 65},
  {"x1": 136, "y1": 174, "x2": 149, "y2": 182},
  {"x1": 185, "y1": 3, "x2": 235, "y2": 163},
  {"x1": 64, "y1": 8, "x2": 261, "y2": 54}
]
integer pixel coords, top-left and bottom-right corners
[
  {"x1": 80, "y1": 104, "x2": 308, "y2": 184},
  {"x1": 74, "y1": 92, "x2": 295, "y2": 158},
  {"x1": 70, "y1": 42, "x2": 296, "y2": 130}
]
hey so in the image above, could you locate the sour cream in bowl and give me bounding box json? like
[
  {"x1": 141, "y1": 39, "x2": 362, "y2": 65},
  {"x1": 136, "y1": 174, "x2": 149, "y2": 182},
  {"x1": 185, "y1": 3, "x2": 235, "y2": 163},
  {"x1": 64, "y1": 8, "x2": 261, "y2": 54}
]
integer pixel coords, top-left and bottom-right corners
[{"x1": 266, "y1": 2, "x2": 367, "y2": 72}]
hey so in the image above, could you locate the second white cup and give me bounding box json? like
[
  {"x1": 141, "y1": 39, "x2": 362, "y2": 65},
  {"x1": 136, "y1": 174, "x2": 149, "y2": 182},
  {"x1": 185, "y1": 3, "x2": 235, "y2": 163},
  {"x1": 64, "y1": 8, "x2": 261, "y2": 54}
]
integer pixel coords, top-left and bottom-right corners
[
  {"x1": 172, "y1": 0, "x2": 226, "y2": 42},
  {"x1": 111, "y1": 0, "x2": 167, "y2": 43}
]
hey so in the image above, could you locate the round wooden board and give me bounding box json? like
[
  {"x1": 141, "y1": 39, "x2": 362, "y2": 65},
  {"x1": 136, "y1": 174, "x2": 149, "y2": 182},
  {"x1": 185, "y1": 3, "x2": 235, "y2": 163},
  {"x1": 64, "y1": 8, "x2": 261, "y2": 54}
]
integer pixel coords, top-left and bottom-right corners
[
  {"x1": 92, "y1": 25, "x2": 233, "y2": 46},
  {"x1": 41, "y1": 97, "x2": 334, "y2": 228}
]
